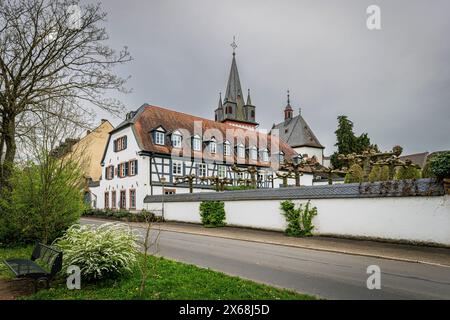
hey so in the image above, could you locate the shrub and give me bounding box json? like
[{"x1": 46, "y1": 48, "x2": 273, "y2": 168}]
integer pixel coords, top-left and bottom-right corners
[
  {"x1": 344, "y1": 164, "x2": 364, "y2": 183},
  {"x1": 395, "y1": 166, "x2": 422, "y2": 180},
  {"x1": 199, "y1": 201, "x2": 226, "y2": 227},
  {"x1": 225, "y1": 185, "x2": 256, "y2": 191},
  {"x1": 0, "y1": 159, "x2": 84, "y2": 246},
  {"x1": 280, "y1": 200, "x2": 318, "y2": 237},
  {"x1": 368, "y1": 165, "x2": 390, "y2": 182},
  {"x1": 429, "y1": 152, "x2": 450, "y2": 180},
  {"x1": 55, "y1": 223, "x2": 139, "y2": 281}
]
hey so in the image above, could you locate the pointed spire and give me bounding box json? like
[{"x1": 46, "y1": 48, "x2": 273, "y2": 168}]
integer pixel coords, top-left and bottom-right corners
[
  {"x1": 217, "y1": 92, "x2": 223, "y2": 109},
  {"x1": 246, "y1": 89, "x2": 252, "y2": 105},
  {"x1": 285, "y1": 90, "x2": 293, "y2": 111},
  {"x1": 224, "y1": 46, "x2": 244, "y2": 105},
  {"x1": 231, "y1": 36, "x2": 237, "y2": 56},
  {"x1": 284, "y1": 90, "x2": 293, "y2": 121}
]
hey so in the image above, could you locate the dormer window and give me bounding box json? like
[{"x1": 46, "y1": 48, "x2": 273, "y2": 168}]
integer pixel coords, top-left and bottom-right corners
[
  {"x1": 155, "y1": 131, "x2": 165, "y2": 145},
  {"x1": 237, "y1": 144, "x2": 245, "y2": 158},
  {"x1": 192, "y1": 135, "x2": 202, "y2": 151},
  {"x1": 151, "y1": 126, "x2": 166, "y2": 146},
  {"x1": 210, "y1": 138, "x2": 217, "y2": 154},
  {"x1": 171, "y1": 131, "x2": 182, "y2": 148},
  {"x1": 249, "y1": 146, "x2": 258, "y2": 161},
  {"x1": 261, "y1": 149, "x2": 270, "y2": 162},
  {"x1": 279, "y1": 152, "x2": 285, "y2": 163},
  {"x1": 223, "y1": 141, "x2": 231, "y2": 156}
]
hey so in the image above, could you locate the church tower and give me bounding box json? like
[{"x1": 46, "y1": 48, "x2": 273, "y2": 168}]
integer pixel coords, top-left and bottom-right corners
[{"x1": 215, "y1": 38, "x2": 258, "y2": 130}]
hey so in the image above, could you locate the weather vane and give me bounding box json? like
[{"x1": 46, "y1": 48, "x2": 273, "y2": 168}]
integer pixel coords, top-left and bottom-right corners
[{"x1": 231, "y1": 36, "x2": 238, "y2": 55}]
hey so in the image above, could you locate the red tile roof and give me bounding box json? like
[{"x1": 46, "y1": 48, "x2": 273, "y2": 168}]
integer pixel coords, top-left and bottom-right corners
[{"x1": 130, "y1": 105, "x2": 297, "y2": 167}]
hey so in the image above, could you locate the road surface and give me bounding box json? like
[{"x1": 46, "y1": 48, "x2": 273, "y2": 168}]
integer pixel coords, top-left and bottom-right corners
[{"x1": 82, "y1": 219, "x2": 450, "y2": 300}]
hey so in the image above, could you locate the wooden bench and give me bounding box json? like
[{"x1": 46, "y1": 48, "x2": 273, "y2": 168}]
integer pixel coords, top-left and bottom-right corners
[{"x1": 3, "y1": 243, "x2": 63, "y2": 292}]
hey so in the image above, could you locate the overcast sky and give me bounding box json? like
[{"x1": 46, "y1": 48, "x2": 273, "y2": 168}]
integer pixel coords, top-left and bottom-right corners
[{"x1": 89, "y1": 0, "x2": 450, "y2": 156}]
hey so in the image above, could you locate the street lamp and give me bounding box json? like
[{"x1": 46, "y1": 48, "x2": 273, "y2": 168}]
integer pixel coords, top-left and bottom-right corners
[{"x1": 160, "y1": 176, "x2": 166, "y2": 222}]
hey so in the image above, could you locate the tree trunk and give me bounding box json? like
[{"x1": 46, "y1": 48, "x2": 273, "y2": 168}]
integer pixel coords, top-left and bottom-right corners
[{"x1": 0, "y1": 114, "x2": 16, "y2": 194}]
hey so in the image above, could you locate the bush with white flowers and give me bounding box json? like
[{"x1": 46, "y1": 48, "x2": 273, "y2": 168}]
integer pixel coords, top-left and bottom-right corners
[{"x1": 55, "y1": 223, "x2": 140, "y2": 281}]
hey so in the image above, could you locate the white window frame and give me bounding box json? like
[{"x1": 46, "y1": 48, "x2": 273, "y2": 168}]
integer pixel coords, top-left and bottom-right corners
[
  {"x1": 129, "y1": 160, "x2": 136, "y2": 176},
  {"x1": 218, "y1": 165, "x2": 226, "y2": 178},
  {"x1": 223, "y1": 141, "x2": 231, "y2": 156},
  {"x1": 193, "y1": 135, "x2": 202, "y2": 151},
  {"x1": 172, "y1": 132, "x2": 182, "y2": 148},
  {"x1": 210, "y1": 139, "x2": 217, "y2": 154},
  {"x1": 237, "y1": 144, "x2": 245, "y2": 158},
  {"x1": 262, "y1": 149, "x2": 270, "y2": 162},
  {"x1": 198, "y1": 163, "x2": 207, "y2": 177},
  {"x1": 279, "y1": 152, "x2": 285, "y2": 163},
  {"x1": 172, "y1": 160, "x2": 183, "y2": 176},
  {"x1": 250, "y1": 147, "x2": 258, "y2": 161},
  {"x1": 155, "y1": 131, "x2": 165, "y2": 145}
]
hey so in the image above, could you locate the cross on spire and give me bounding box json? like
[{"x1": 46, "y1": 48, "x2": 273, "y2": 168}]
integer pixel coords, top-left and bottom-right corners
[
  {"x1": 287, "y1": 90, "x2": 291, "y2": 105},
  {"x1": 231, "y1": 36, "x2": 237, "y2": 56}
]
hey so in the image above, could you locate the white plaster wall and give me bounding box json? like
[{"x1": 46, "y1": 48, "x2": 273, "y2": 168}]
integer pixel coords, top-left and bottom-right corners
[
  {"x1": 92, "y1": 126, "x2": 151, "y2": 211},
  {"x1": 152, "y1": 195, "x2": 450, "y2": 245},
  {"x1": 294, "y1": 146, "x2": 324, "y2": 165}
]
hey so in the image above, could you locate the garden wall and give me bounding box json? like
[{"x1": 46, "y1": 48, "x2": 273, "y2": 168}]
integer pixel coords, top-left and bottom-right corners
[{"x1": 144, "y1": 179, "x2": 450, "y2": 246}]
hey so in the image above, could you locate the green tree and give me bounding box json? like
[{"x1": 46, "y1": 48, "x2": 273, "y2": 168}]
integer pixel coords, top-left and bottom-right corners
[
  {"x1": 0, "y1": 154, "x2": 85, "y2": 245},
  {"x1": 344, "y1": 164, "x2": 364, "y2": 183},
  {"x1": 368, "y1": 165, "x2": 390, "y2": 182},
  {"x1": 330, "y1": 116, "x2": 377, "y2": 169},
  {"x1": 395, "y1": 166, "x2": 422, "y2": 180}
]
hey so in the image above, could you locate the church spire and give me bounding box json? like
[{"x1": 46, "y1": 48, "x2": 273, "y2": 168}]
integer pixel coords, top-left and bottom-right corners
[
  {"x1": 284, "y1": 90, "x2": 293, "y2": 120},
  {"x1": 246, "y1": 89, "x2": 252, "y2": 105},
  {"x1": 224, "y1": 39, "x2": 244, "y2": 104},
  {"x1": 217, "y1": 92, "x2": 223, "y2": 109}
]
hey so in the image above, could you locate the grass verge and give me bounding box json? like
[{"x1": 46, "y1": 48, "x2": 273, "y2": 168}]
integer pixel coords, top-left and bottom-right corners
[{"x1": 0, "y1": 246, "x2": 316, "y2": 300}]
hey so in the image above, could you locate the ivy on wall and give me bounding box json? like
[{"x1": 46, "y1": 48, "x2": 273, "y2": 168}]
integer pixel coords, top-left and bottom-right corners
[
  {"x1": 280, "y1": 200, "x2": 318, "y2": 237},
  {"x1": 199, "y1": 201, "x2": 226, "y2": 228}
]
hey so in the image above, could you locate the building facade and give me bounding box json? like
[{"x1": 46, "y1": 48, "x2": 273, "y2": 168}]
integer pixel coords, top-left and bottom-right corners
[
  {"x1": 90, "y1": 104, "x2": 297, "y2": 211},
  {"x1": 271, "y1": 92, "x2": 325, "y2": 165}
]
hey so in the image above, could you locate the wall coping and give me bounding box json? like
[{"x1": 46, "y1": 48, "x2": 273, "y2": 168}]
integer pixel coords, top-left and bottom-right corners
[{"x1": 144, "y1": 178, "x2": 444, "y2": 203}]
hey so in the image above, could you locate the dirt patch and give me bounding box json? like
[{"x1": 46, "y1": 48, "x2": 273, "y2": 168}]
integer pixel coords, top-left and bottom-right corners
[{"x1": 0, "y1": 279, "x2": 34, "y2": 300}]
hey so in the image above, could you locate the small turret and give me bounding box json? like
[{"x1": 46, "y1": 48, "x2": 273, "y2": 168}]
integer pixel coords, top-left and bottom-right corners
[{"x1": 284, "y1": 90, "x2": 293, "y2": 120}]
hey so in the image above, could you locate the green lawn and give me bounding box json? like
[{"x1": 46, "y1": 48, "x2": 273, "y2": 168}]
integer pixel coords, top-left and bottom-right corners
[{"x1": 0, "y1": 246, "x2": 316, "y2": 300}]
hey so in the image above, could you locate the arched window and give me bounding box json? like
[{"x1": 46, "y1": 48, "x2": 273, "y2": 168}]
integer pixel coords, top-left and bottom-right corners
[
  {"x1": 226, "y1": 106, "x2": 232, "y2": 114},
  {"x1": 251, "y1": 110, "x2": 255, "y2": 118}
]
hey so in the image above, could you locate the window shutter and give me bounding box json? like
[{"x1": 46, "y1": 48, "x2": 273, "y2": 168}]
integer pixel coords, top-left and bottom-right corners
[
  {"x1": 135, "y1": 160, "x2": 138, "y2": 174},
  {"x1": 125, "y1": 162, "x2": 129, "y2": 176},
  {"x1": 117, "y1": 165, "x2": 120, "y2": 177},
  {"x1": 113, "y1": 140, "x2": 117, "y2": 152},
  {"x1": 124, "y1": 136, "x2": 127, "y2": 149}
]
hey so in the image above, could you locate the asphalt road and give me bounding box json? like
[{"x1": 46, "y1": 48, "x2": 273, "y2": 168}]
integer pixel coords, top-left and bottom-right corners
[{"x1": 82, "y1": 219, "x2": 450, "y2": 300}]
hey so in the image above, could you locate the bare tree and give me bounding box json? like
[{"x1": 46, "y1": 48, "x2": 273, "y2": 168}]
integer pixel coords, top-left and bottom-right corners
[
  {"x1": 137, "y1": 210, "x2": 161, "y2": 297},
  {"x1": 0, "y1": 0, "x2": 132, "y2": 193}
]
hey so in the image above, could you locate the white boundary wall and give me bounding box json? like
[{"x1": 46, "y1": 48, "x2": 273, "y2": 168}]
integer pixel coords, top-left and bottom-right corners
[{"x1": 146, "y1": 195, "x2": 450, "y2": 245}]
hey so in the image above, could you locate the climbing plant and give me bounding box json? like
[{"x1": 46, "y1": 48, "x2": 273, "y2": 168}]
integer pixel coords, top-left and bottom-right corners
[
  {"x1": 280, "y1": 200, "x2": 318, "y2": 237},
  {"x1": 199, "y1": 201, "x2": 226, "y2": 228}
]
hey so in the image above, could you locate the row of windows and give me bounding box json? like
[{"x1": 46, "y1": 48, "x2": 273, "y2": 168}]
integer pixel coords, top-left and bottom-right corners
[
  {"x1": 105, "y1": 160, "x2": 138, "y2": 180},
  {"x1": 169, "y1": 162, "x2": 270, "y2": 180},
  {"x1": 104, "y1": 189, "x2": 136, "y2": 210},
  {"x1": 153, "y1": 131, "x2": 280, "y2": 162}
]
